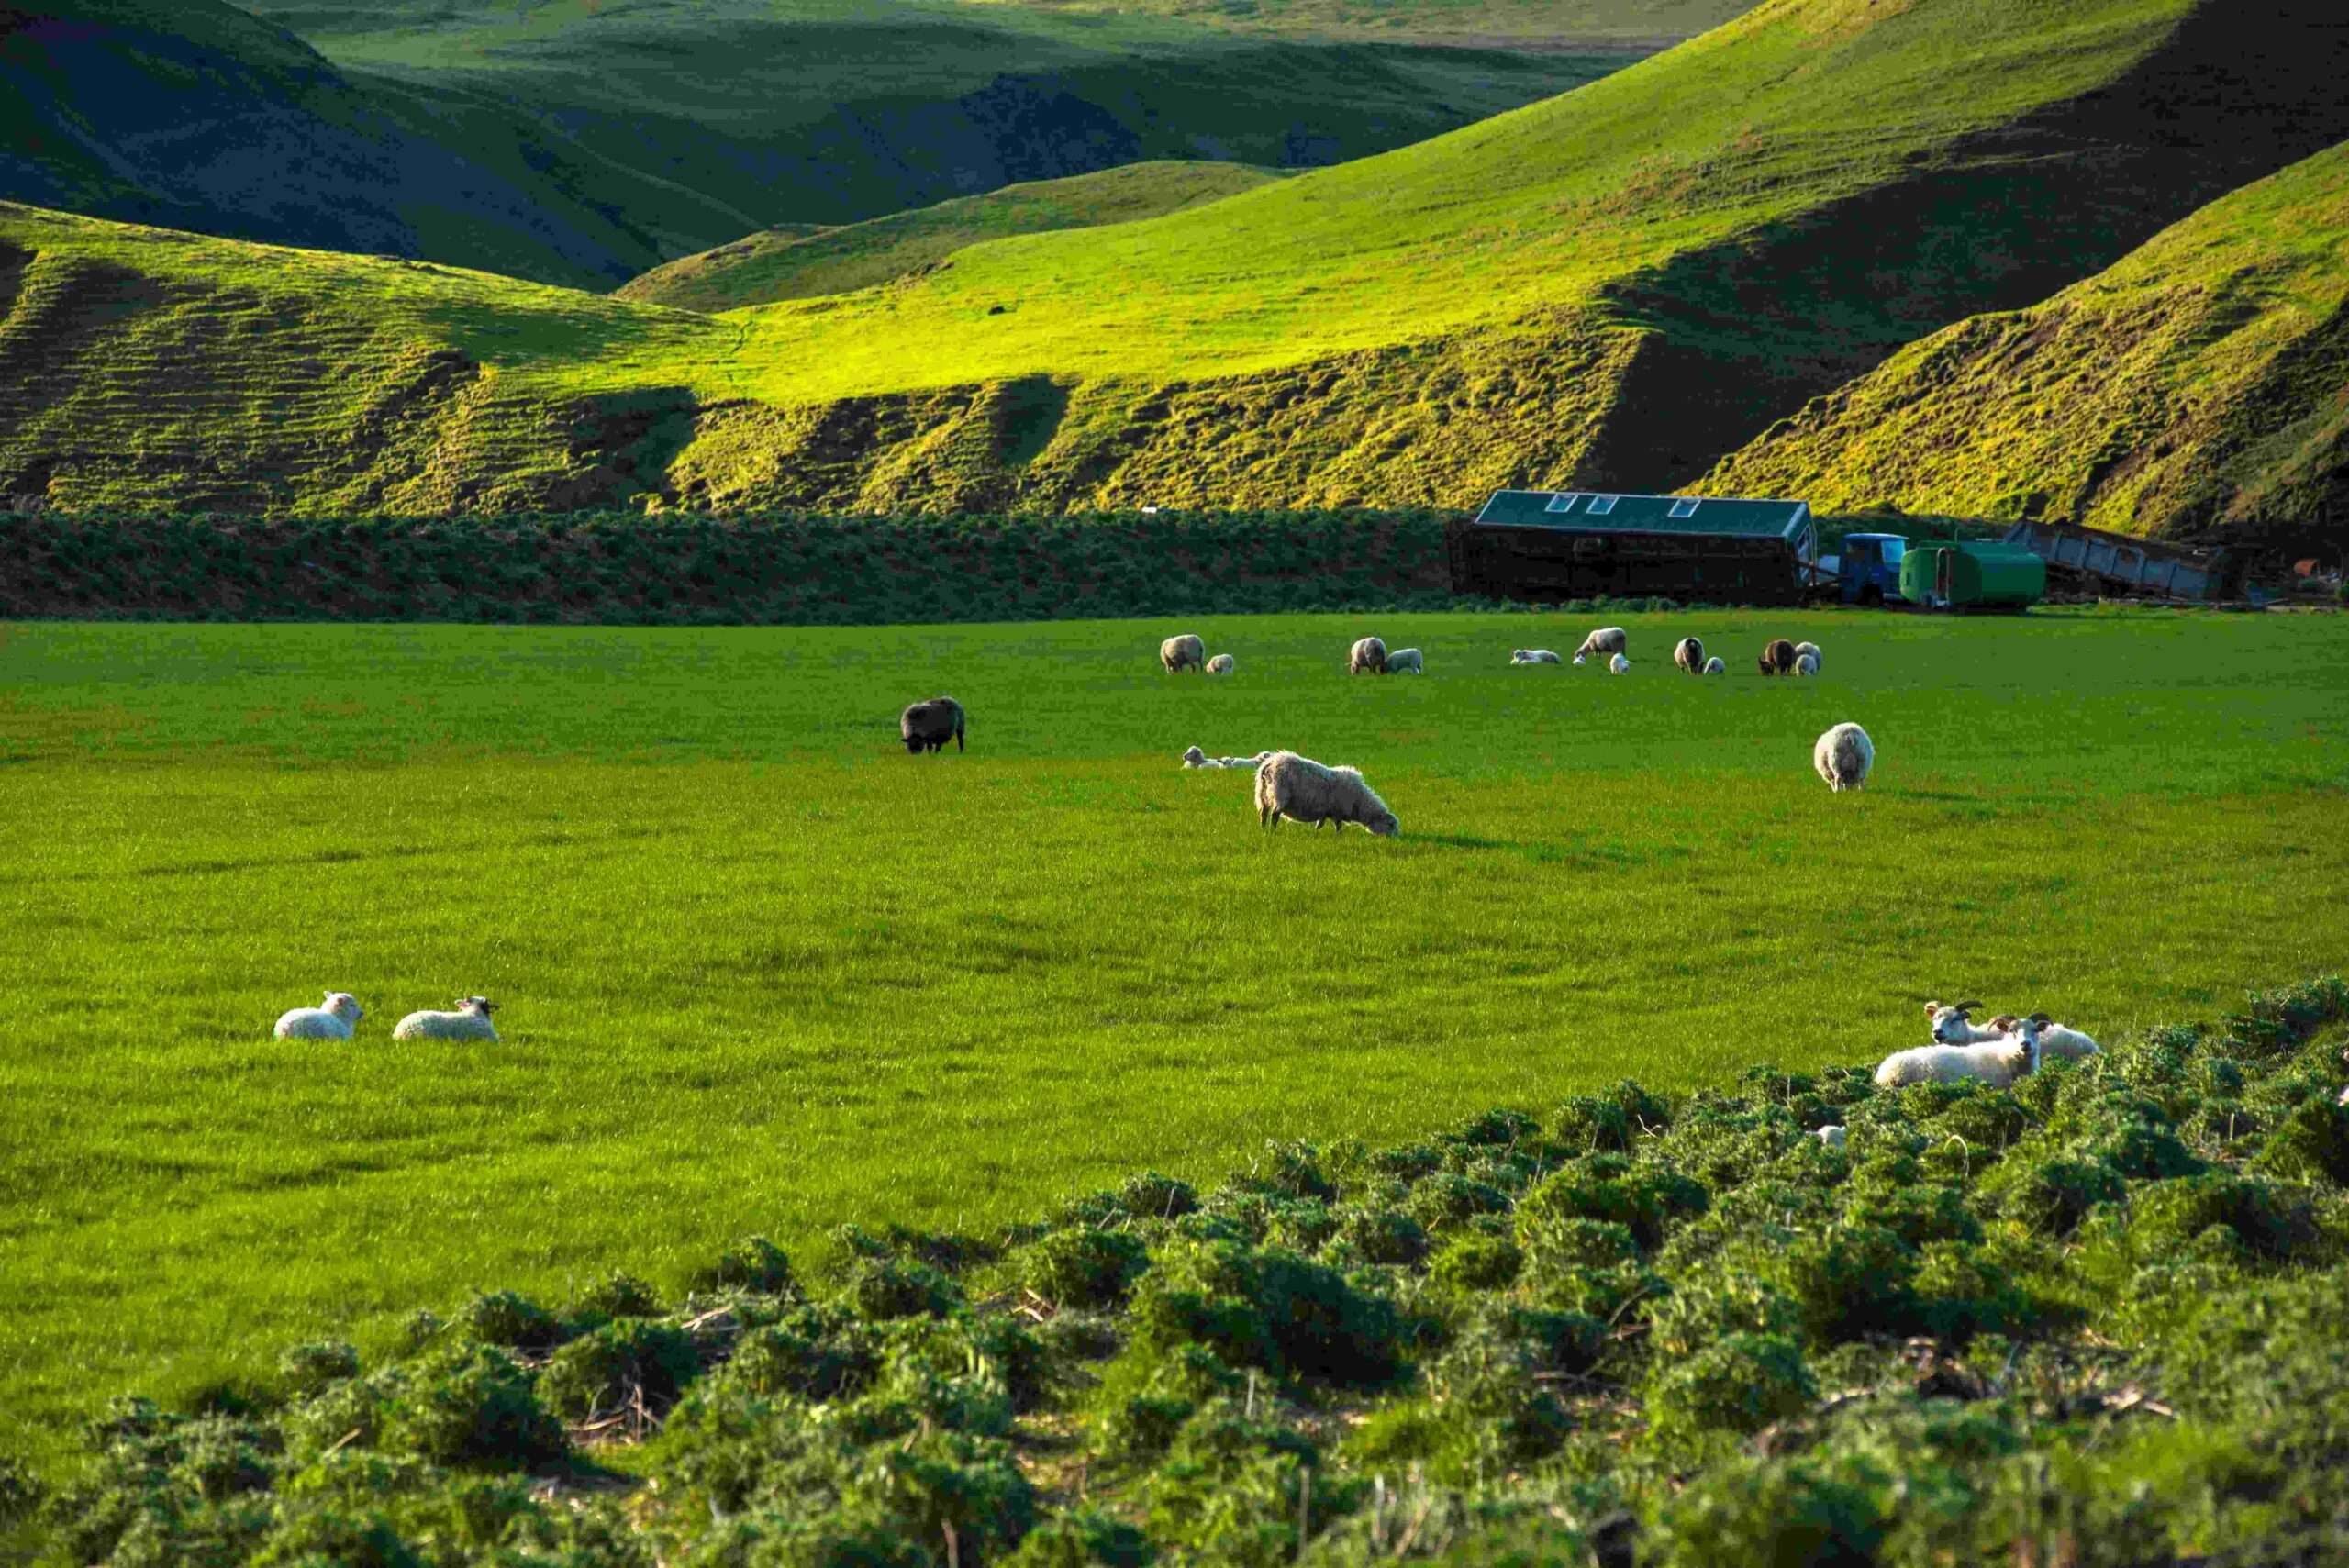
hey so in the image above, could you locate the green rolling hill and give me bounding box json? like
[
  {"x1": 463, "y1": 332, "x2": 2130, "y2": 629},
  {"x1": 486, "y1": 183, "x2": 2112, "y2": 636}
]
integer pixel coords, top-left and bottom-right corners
[
  {"x1": 0, "y1": 0, "x2": 1617, "y2": 290},
  {"x1": 1706, "y1": 142, "x2": 2349, "y2": 546},
  {"x1": 618, "y1": 162, "x2": 1292, "y2": 312},
  {"x1": 2, "y1": 0, "x2": 2346, "y2": 526}
]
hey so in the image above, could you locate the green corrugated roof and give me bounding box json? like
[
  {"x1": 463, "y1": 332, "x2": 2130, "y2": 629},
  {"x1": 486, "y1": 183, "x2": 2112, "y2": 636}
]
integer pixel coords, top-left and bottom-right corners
[{"x1": 1475, "y1": 490, "x2": 1811, "y2": 539}]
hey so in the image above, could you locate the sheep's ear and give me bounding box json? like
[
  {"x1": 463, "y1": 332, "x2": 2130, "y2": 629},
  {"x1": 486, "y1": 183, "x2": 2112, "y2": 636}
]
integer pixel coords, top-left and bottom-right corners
[{"x1": 1924, "y1": 1001, "x2": 1942, "y2": 1016}]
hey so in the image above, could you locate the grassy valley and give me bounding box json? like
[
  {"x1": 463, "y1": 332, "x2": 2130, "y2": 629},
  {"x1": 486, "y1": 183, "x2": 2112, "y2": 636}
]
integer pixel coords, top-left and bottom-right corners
[
  {"x1": 618, "y1": 163, "x2": 1291, "y2": 312},
  {"x1": 1705, "y1": 142, "x2": 2349, "y2": 546},
  {"x1": 1, "y1": 0, "x2": 1612, "y2": 290},
  {"x1": 5, "y1": 0, "x2": 2348, "y2": 528}
]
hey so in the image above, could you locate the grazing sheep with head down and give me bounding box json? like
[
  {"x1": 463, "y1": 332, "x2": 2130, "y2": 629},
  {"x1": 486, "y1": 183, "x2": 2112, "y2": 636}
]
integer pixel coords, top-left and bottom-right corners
[
  {"x1": 1876, "y1": 1016, "x2": 2042, "y2": 1089},
  {"x1": 1205, "y1": 653, "x2": 1235, "y2": 675},
  {"x1": 1572, "y1": 627, "x2": 1627, "y2": 665},
  {"x1": 1255, "y1": 751, "x2": 1398, "y2": 837},
  {"x1": 1675, "y1": 637, "x2": 1705, "y2": 674},
  {"x1": 1758, "y1": 638, "x2": 1798, "y2": 676},
  {"x1": 1385, "y1": 648, "x2": 1424, "y2": 674},
  {"x1": 1703, "y1": 656, "x2": 1726, "y2": 674},
  {"x1": 1510, "y1": 649, "x2": 1563, "y2": 665},
  {"x1": 275, "y1": 992, "x2": 363, "y2": 1040},
  {"x1": 1609, "y1": 652, "x2": 1631, "y2": 674},
  {"x1": 1349, "y1": 637, "x2": 1387, "y2": 675},
  {"x1": 1161, "y1": 635, "x2": 1206, "y2": 674},
  {"x1": 1795, "y1": 651, "x2": 1820, "y2": 677},
  {"x1": 1794, "y1": 641, "x2": 1822, "y2": 671},
  {"x1": 1814, "y1": 722, "x2": 1873, "y2": 792},
  {"x1": 900, "y1": 696, "x2": 965, "y2": 753},
  {"x1": 393, "y1": 997, "x2": 500, "y2": 1042}
]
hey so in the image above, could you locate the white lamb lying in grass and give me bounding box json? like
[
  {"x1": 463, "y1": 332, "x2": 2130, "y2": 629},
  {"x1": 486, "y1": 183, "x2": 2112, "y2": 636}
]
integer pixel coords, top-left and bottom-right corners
[
  {"x1": 392, "y1": 997, "x2": 500, "y2": 1042},
  {"x1": 1876, "y1": 1017, "x2": 2043, "y2": 1089},
  {"x1": 1181, "y1": 747, "x2": 1269, "y2": 770},
  {"x1": 274, "y1": 992, "x2": 364, "y2": 1040},
  {"x1": 1510, "y1": 649, "x2": 1563, "y2": 665}
]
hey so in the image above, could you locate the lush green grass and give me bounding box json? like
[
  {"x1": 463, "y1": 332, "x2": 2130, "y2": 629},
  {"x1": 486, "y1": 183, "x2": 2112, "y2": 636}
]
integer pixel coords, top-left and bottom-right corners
[
  {"x1": 1709, "y1": 140, "x2": 2349, "y2": 542},
  {"x1": 3, "y1": 608, "x2": 2347, "y2": 1474},
  {"x1": 989, "y1": 0, "x2": 1748, "y2": 42},
  {"x1": 617, "y1": 162, "x2": 1292, "y2": 312},
  {"x1": 7, "y1": 0, "x2": 2347, "y2": 519}
]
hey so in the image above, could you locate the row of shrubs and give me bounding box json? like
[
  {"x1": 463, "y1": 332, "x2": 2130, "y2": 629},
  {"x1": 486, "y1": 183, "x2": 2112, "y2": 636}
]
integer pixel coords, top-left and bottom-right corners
[{"x1": 7, "y1": 977, "x2": 2347, "y2": 1566}]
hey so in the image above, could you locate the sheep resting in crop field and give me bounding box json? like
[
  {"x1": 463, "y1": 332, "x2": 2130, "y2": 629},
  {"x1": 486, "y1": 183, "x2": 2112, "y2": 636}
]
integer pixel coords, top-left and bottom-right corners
[
  {"x1": 1385, "y1": 648, "x2": 1424, "y2": 674},
  {"x1": 1160, "y1": 634, "x2": 1206, "y2": 674},
  {"x1": 392, "y1": 997, "x2": 501, "y2": 1042},
  {"x1": 1255, "y1": 751, "x2": 1398, "y2": 837},
  {"x1": 1876, "y1": 1016, "x2": 2042, "y2": 1088},
  {"x1": 1927, "y1": 1001, "x2": 2003, "y2": 1046},
  {"x1": 1349, "y1": 637, "x2": 1387, "y2": 675},
  {"x1": 1572, "y1": 627, "x2": 1627, "y2": 665},
  {"x1": 1759, "y1": 638, "x2": 1798, "y2": 676},
  {"x1": 274, "y1": 992, "x2": 363, "y2": 1040},
  {"x1": 2023, "y1": 1012, "x2": 2101, "y2": 1062},
  {"x1": 1183, "y1": 748, "x2": 1267, "y2": 770},
  {"x1": 1675, "y1": 637, "x2": 1705, "y2": 674},
  {"x1": 1814, "y1": 723, "x2": 1874, "y2": 792},
  {"x1": 900, "y1": 697, "x2": 965, "y2": 754},
  {"x1": 1205, "y1": 653, "x2": 1235, "y2": 675},
  {"x1": 1510, "y1": 649, "x2": 1562, "y2": 665}
]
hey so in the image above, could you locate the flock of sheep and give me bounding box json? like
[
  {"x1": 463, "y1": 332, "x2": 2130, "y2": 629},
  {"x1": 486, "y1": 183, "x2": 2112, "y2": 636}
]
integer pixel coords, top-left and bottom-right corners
[{"x1": 272, "y1": 993, "x2": 500, "y2": 1041}]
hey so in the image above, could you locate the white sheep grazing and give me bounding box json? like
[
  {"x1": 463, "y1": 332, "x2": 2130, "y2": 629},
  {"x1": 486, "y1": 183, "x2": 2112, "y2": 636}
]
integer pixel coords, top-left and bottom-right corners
[
  {"x1": 1571, "y1": 627, "x2": 1627, "y2": 664},
  {"x1": 1927, "y1": 1000, "x2": 2004, "y2": 1046},
  {"x1": 2021, "y1": 1012, "x2": 2100, "y2": 1063},
  {"x1": 1814, "y1": 723, "x2": 1874, "y2": 792},
  {"x1": 1815, "y1": 1125, "x2": 1847, "y2": 1150},
  {"x1": 1608, "y1": 652, "x2": 1631, "y2": 674},
  {"x1": 1255, "y1": 751, "x2": 1398, "y2": 837},
  {"x1": 1674, "y1": 637, "x2": 1705, "y2": 674},
  {"x1": 1349, "y1": 636, "x2": 1387, "y2": 675},
  {"x1": 1205, "y1": 653, "x2": 1236, "y2": 675},
  {"x1": 1794, "y1": 651, "x2": 1820, "y2": 677},
  {"x1": 392, "y1": 996, "x2": 500, "y2": 1042},
  {"x1": 274, "y1": 992, "x2": 364, "y2": 1040},
  {"x1": 1511, "y1": 649, "x2": 1563, "y2": 665},
  {"x1": 1385, "y1": 648, "x2": 1424, "y2": 674},
  {"x1": 1875, "y1": 1017, "x2": 2042, "y2": 1089},
  {"x1": 1161, "y1": 634, "x2": 1206, "y2": 674},
  {"x1": 1794, "y1": 641, "x2": 1822, "y2": 671},
  {"x1": 1702, "y1": 656, "x2": 1726, "y2": 674}
]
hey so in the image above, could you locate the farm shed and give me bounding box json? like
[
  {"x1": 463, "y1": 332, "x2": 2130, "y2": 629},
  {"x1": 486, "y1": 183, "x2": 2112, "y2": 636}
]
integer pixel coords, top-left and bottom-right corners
[
  {"x1": 1899, "y1": 539, "x2": 2047, "y2": 609},
  {"x1": 1447, "y1": 492, "x2": 1820, "y2": 605}
]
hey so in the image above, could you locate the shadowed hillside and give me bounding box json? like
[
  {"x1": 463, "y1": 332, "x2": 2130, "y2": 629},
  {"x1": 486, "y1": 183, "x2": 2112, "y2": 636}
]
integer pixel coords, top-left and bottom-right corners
[
  {"x1": 3, "y1": 0, "x2": 2347, "y2": 525},
  {"x1": 0, "y1": 0, "x2": 1615, "y2": 289},
  {"x1": 1705, "y1": 142, "x2": 2349, "y2": 547}
]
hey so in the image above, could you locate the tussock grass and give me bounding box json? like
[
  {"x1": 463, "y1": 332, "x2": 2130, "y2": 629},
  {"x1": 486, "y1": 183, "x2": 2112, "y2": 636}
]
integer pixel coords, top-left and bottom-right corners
[{"x1": 1, "y1": 607, "x2": 2345, "y2": 1477}]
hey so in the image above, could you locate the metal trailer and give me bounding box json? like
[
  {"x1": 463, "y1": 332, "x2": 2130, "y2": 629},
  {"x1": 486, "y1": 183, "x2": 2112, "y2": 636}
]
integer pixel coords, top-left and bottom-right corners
[
  {"x1": 1448, "y1": 491, "x2": 1820, "y2": 606},
  {"x1": 1999, "y1": 519, "x2": 2247, "y2": 602},
  {"x1": 1898, "y1": 540, "x2": 2047, "y2": 610}
]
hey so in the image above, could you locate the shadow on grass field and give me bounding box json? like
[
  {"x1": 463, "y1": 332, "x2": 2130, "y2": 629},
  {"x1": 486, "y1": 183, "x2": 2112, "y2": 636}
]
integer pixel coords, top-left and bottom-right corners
[{"x1": 1, "y1": 606, "x2": 2345, "y2": 1469}]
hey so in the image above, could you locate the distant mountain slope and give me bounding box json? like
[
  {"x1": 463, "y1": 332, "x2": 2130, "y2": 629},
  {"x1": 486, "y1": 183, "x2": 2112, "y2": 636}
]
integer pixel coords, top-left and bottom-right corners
[
  {"x1": 1706, "y1": 143, "x2": 2349, "y2": 546},
  {"x1": 999, "y1": 0, "x2": 1748, "y2": 44},
  {"x1": 617, "y1": 162, "x2": 1289, "y2": 312},
  {"x1": 5, "y1": 0, "x2": 2348, "y2": 524}
]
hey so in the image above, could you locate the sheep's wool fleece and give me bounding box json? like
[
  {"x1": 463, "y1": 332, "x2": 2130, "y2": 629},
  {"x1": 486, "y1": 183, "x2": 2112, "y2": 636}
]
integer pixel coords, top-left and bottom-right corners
[
  {"x1": 1814, "y1": 723, "x2": 1874, "y2": 791},
  {"x1": 392, "y1": 1009, "x2": 500, "y2": 1042},
  {"x1": 275, "y1": 1006, "x2": 356, "y2": 1040},
  {"x1": 1256, "y1": 751, "x2": 1397, "y2": 834}
]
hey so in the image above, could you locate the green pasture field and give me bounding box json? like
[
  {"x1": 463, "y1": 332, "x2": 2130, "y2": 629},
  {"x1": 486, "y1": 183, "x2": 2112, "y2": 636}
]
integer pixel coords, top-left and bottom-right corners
[{"x1": 3, "y1": 607, "x2": 2346, "y2": 1471}]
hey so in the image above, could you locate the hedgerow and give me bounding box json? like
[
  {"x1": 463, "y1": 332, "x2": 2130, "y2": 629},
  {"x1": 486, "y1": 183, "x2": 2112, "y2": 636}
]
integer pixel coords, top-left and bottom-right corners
[{"x1": 11, "y1": 977, "x2": 2349, "y2": 1565}]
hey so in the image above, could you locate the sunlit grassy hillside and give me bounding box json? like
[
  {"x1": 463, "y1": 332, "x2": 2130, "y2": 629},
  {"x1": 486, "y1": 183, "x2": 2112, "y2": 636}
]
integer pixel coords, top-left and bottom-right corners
[
  {"x1": 618, "y1": 162, "x2": 1290, "y2": 312},
  {"x1": 994, "y1": 0, "x2": 1749, "y2": 40},
  {"x1": 5, "y1": 0, "x2": 2347, "y2": 520},
  {"x1": 1707, "y1": 140, "x2": 2349, "y2": 544},
  {"x1": 3, "y1": 0, "x2": 1605, "y2": 289}
]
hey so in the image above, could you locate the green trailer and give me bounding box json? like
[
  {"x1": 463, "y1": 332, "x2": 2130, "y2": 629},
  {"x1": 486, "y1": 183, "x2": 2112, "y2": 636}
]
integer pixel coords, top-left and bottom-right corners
[{"x1": 1899, "y1": 540, "x2": 2046, "y2": 610}]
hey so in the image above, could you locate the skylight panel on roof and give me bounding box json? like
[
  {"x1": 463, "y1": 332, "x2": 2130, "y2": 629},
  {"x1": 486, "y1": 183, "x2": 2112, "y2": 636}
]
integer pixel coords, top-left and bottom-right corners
[
  {"x1": 1669, "y1": 498, "x2": 1700, "y2": 518},
  {"x1": 1543, "y1": 493, "x2": 1581, "y2": 514},
  {"x1": 1586, "y1": 495, "x2": 1619, "y2": 516}
]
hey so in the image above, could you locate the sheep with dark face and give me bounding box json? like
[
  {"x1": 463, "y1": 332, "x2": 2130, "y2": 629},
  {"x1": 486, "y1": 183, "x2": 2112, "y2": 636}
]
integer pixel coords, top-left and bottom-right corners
[
  {"x1": 1758, "y1": 639, "x2": 1798, "y2": 676},
  {"x1": 1161, "y1": 635, "x2": 1206, "y2": 674},
  {"x1": 1349, "y1": 637, "x2": 1387, "y2": 675},
  {"x1": 1675, "y1": 637, "x2": 1706, "y2": 674},
  {"x1": 900, "y1": 696, "x2": 965, "y2": 753},
  {"x1": 1255, "y1": 751, "x2": 1398, "y2": 837}
]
